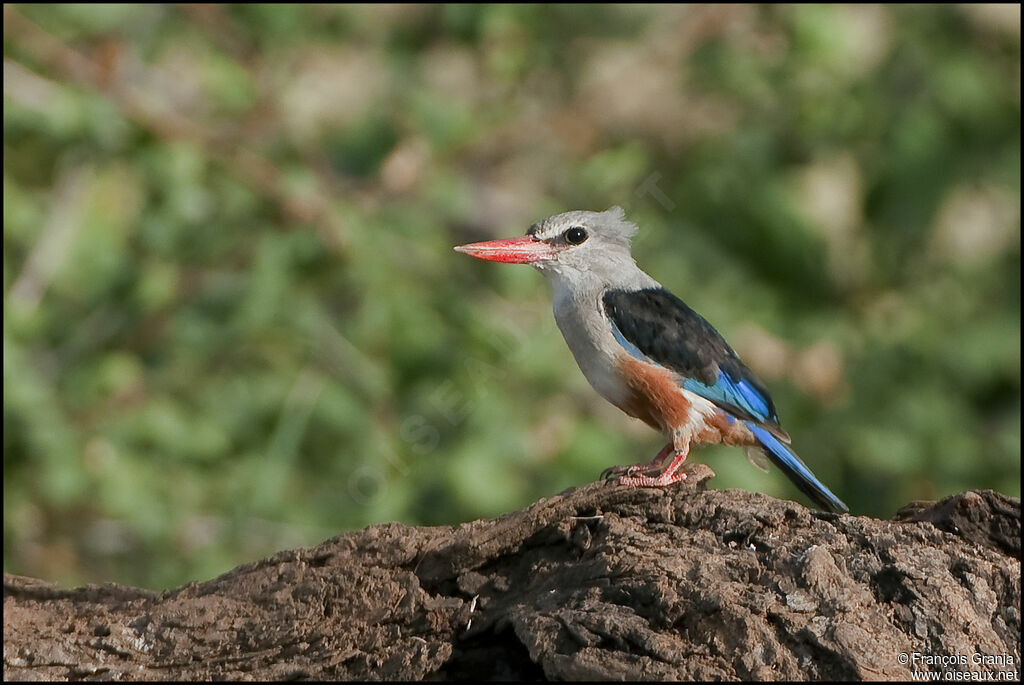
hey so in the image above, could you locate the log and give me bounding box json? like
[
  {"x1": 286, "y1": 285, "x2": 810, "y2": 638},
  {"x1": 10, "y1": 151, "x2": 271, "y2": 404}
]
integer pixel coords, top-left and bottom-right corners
[{"x1": 4, "y1": 465, "x2": 1020, "y2": 681}]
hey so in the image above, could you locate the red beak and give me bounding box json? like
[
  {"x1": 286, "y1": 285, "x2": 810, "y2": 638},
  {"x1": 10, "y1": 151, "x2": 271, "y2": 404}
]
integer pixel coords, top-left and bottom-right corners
[{"x1": 453, "y1": 236, "x2": 559, "y2": 264}]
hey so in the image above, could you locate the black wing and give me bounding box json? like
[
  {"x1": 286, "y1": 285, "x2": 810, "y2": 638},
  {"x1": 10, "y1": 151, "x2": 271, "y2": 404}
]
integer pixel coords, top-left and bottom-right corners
[{"x1": 602, "y1": 287, "x2": 788, "y2": 438}]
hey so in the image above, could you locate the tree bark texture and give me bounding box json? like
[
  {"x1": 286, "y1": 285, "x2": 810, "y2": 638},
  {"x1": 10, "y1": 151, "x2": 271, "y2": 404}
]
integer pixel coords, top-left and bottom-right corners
[{"x1": 4, "y1": 465, "x2": 1020, "y2": 681}]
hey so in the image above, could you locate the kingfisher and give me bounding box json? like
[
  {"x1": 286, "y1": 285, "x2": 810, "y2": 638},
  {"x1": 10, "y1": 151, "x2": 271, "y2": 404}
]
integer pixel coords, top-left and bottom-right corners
[{"x1": 454, "y1": 206, "x2": 848, "y2": 513}]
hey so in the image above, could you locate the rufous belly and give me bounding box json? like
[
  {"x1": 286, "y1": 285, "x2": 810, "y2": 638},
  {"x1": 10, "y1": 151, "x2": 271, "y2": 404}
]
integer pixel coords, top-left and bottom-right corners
[{"x1": 617, "y1": 356, "x2": 753, "y2": 448}]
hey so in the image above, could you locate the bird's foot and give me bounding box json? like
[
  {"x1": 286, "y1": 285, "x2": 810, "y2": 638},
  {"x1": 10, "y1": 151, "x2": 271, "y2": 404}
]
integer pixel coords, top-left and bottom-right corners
[
  {"x1": 618, "y1": 469, "x2": 688, "y2": 487},
  {"x1": 601, "y1": 443, "x2": 674, "y2": 481},
  {"x1": 600, "y1": 461, "x2": 663, "y2": 481},
  {"x1": 617, "y1": 447, "x2": 690, "y2": 487}
]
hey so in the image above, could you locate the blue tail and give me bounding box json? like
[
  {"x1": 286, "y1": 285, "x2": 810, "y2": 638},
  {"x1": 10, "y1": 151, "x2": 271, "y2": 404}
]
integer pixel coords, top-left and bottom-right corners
[{"x1": 744, "y1": 422, "x2": 848, "y2": 514}]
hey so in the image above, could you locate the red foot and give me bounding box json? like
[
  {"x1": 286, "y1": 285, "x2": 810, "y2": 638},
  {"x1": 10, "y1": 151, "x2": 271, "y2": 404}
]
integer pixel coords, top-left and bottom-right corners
[
  {"x1": 601, "y1": 443, "x2": 673, "y2": 481},
  {"x1": 618, "y1": 448, "x2": 689, "y2": 488},
  {"x1": 619, "y1": 470, "x2": 688, "y2": 487}
]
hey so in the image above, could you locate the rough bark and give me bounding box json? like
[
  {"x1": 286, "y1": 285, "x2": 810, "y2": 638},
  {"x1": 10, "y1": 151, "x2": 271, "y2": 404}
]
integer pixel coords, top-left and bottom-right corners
[{"x1": 4, "y1": 465, "x2": 1020, "y2": 681}]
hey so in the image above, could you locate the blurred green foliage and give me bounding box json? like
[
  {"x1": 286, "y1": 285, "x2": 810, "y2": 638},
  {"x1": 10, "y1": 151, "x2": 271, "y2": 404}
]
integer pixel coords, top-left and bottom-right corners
[{"x1": 3, "y1": 4, "x2": 1019, "y2": 590}]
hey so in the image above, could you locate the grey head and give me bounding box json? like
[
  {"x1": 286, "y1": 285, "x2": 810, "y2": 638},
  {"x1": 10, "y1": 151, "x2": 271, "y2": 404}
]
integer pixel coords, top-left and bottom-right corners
[{"x1": 525, "y1": 206, "x2": 658, "y2": 295}]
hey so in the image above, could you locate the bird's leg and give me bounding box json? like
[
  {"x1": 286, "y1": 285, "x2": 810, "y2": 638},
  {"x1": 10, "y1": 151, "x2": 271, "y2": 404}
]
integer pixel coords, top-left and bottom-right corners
[
  {"x1": 601, "y1": 442, "x2": 673, "y2": 481},
  {"x1": 624, "y1": 442, "x2": 674, "y2": 478},
  {"x1": 618, "y1": 441, "x2": 690, "y2": 487}
]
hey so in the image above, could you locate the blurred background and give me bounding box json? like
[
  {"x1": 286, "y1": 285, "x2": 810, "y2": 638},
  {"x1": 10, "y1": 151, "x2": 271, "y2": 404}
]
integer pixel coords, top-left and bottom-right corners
[{"x1": 3, "y1": 4, "x2": 1020, "y2": 590}]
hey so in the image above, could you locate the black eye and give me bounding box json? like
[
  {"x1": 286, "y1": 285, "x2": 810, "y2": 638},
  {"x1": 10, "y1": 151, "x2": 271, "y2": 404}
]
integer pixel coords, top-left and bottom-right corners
[{"x1": 565, "y1": 227, "x2": 588, "y2": 245}]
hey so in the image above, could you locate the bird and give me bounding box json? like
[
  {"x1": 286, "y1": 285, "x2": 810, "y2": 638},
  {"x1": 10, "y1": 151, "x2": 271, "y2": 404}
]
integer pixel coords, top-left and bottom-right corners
[{"x1": 453, "y1": 206, "x2": 848, "y2": 514}]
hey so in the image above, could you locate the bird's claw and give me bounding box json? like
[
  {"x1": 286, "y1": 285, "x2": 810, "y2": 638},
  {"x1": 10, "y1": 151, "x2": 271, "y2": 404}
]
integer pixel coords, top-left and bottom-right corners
[
  {"x1": 601, "y1": 462, "x2": 661, "y2": 482},
  {"x1": 618, "y1": 469, "x2": 688, "y2": 488}
]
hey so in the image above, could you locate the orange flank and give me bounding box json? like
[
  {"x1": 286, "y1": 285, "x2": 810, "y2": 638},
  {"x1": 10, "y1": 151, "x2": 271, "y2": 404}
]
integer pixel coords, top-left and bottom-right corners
[
  {"x1": 618, "y1": 356, "x2": 691, "y2": 431},
  {"x1": 618, "y1": 356, "x2": 753, "y2": 449},
  {"x1": 697, "y1": 411, "x2": 753, "y2": 448}
]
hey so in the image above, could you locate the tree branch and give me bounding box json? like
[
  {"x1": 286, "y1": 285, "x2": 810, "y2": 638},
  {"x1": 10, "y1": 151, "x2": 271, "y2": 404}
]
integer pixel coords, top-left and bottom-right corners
[{"x1": 4, "y1": 466, "x2": 1020, "y2": 680}]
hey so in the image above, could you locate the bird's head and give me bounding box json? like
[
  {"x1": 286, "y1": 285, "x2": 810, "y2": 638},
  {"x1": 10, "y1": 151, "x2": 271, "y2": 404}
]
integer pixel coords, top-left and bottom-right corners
[{"x1": 454, "y1": 206, "x2": 642, "y2": 287}]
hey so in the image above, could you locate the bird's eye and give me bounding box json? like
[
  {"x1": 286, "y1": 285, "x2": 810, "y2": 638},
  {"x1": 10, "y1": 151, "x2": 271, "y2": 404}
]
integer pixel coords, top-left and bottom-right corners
[{"x1": 565, "y1": 227, "x2": 588, "y2": 245}]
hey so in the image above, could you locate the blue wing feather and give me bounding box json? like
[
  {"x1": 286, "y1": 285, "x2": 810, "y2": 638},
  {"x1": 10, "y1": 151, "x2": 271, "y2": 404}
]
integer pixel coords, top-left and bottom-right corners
[
  {"x1": 745, "y1": 423, "x2": 848, "y2": 513},
  {"x1": 682, "y1": 372, "x2": 776, "y2": 425},
  {"x1": 610, "y1": 320, "x2": 647, "y2": 362}
]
